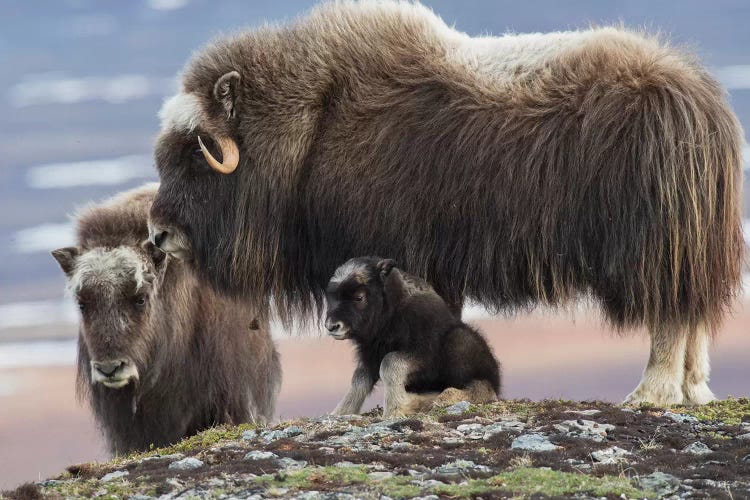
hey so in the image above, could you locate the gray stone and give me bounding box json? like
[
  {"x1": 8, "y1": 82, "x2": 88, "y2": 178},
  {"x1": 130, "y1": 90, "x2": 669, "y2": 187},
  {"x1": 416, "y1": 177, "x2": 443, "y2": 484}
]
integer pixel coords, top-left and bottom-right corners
[
  {"x1": 482, "y1": 420, "x2": 525, "y2": 439},
  {"x1": 554, "y1": 419, "x2": 615, "y2": 442},
  {"x1": 663, "y1": 412, "x2": 699, "y2": 424},
  {"x1": 168, "y1": 457, "x2": 204, "y2": 470},
  {"x1": 737, "y1": 432, "x2": 750, "y2": 440},
  {"x1": 565, "y1": 409, "x2": 601, "y2": 416},
  {"x1": 244, "y1": 450, "x2": 279, "y2": 460},
  {"x1": 434, "y1": 459, "x2": 492, "y2": 475},
  {"x1": 683, "y1": 441, "x2": 712, "y2": 455},
  {"x1": 591, "y1": 446, "x2": 631, "y2": 464},
  {"x1": 389, "y1": 441, "x2": 413, "y2": 451},
  {"x1": 368, "y1": 471, "x2": 395, "y2": 480},
  {"x1": 279, "y1": 457, "x2": 308, "y2": 470},
  {"x1": 333, "y1": 461, "x2": 360, "y2": 468},
  {"x1": 637, "y1": 472, "x2": 680, "y2": 497},
  {"x1": 456, "y1": 423, "x2": 484, "y2": 433},
  {"x1": 444, "y1": 401, "x2": 471, "y2": 415},
  {"x1": 511, "y1": 433, "x2": 561, "y2": 452},
  {"x1": 139, "y1": 453, "x2": 184, "y2": 463},
  {"x1": 742, "y1": 454, "x2": 750, "y2": 463},
  {"x1": 126, "y1": 495, "x2": 154, "y2": 500},
  {"x1": 442, "y1": 436, "x2": 465, "y2": 445},
  {"x1": 241, "y1": 430, "x2": 258, "y2": 441},
  {"x1": 261, "y1": 425, "x2": 304, "y2": 443},
  {"x1": 100, "y1": 470, "x2": 129, "y2": 482}
]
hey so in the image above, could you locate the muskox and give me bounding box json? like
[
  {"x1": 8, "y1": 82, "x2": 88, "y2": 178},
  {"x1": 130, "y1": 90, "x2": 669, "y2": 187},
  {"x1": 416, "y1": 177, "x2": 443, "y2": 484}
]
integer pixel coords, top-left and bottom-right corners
[
  {"x1": 325, "y1": 257, "x2": 500, "y2": 417},
  {"x1": 52, "y1": 184, "x2": 281, "y2": 454},
  {"x1": 148, "y1": 1, "x2": 744, "y2": 406}
]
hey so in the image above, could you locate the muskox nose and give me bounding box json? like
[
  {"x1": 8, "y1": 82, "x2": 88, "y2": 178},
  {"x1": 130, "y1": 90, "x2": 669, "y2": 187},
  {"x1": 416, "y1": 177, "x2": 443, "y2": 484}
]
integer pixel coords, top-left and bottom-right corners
[
  {"x1": 93, "y1": 360, "x2": 124, "y2": 377},
  {"x1": 152, "y1": 230, "x2": 168, "y2": 248},
  {"x1": 325, "y1": 319, "x2": 342, "y2": 332}
]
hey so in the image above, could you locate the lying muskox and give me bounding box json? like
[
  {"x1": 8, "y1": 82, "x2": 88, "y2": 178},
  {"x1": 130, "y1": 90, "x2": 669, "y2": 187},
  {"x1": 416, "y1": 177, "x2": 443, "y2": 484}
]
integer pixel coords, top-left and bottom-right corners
[
  {"x1": 52, "y1": 184, "x2": 281, "y2": 454},
  {"x1": 148, "y1": 1, "x2": 744, "y2": 406},
  {"x1": 325, "y1": 257, "x2": 500, "y2": 417}
]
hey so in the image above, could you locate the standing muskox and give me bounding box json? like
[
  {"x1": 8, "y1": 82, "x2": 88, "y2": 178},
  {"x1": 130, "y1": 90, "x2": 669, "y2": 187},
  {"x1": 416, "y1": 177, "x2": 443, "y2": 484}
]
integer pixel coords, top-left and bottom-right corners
[
  {"x1": 148, "y1": 1, "x2": 744, "y2": 406},
  {"x1": 52, "y1": 184, "x2": 280, "y2": 454}
]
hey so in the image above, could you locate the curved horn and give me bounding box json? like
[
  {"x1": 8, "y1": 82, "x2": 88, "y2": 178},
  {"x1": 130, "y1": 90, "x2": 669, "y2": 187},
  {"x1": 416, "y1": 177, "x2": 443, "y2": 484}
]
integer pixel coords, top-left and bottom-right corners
[{"x1": 198, "y1": 135, "x2": 239, "y2": 174}]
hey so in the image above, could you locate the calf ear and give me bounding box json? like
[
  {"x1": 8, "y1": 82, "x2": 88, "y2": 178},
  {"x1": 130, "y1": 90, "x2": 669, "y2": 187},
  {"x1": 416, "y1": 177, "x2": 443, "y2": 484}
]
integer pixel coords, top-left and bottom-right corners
[
  {"x1": 213, "y1": 71, "x2": 241, "y2": 119},
  {"x1": 377, "y1": 259, "x2": 396, "y2": 280},
  {"x1": 51, "y1": 247, "x2": 79, "y2": 275},
  {"x1": 141, "y1": 240, "x2": 166, "y2": 268}
]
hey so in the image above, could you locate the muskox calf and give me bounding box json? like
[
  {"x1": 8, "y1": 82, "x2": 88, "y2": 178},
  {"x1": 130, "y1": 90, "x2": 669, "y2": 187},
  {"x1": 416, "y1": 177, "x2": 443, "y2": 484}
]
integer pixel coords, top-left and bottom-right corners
[
  {"x1": 51, "y1": 184, "x2": 281, "y2": 454},
  {"x1": 325, "y1": 257, "x2": 500, "y2": 417}
]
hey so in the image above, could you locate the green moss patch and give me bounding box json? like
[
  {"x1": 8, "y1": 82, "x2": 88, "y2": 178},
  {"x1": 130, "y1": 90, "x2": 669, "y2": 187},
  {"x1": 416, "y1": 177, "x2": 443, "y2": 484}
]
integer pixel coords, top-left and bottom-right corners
[
  {"x1": 433, "y1": 467, "x2": 653, "y2": 499},
  {"x1": 671, "y1": 397, "x2": 750, "y2": 426}
]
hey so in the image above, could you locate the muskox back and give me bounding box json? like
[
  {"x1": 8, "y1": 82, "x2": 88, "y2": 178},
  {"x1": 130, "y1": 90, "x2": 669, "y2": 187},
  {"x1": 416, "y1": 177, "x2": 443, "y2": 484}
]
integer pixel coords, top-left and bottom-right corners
[{"x1": 52, "y1": 184, "x2": 281, "y2": 454}]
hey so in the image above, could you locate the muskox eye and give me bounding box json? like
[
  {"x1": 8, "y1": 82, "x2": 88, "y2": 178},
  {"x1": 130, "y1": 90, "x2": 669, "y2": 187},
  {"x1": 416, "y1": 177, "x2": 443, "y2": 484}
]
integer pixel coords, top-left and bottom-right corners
[
  {"x1": 78, "y1": 302, "x2": 86, "y2": 312},
  {"x1": 353, "y1": 293, "x2": 365, "y2": 302},
  {"x1": 134, "y1": 296, "x2": 147, "y2": 308}
]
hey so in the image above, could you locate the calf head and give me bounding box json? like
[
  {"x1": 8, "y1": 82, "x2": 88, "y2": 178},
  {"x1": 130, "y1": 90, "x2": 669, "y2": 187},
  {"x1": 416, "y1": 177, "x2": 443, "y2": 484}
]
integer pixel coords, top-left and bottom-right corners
[
  {"x1": 324, "y1": 257, "x2": 401, "y2": 341},
  {"x1": 51, "y1": 241, "x2": 166, "y2": 389}
]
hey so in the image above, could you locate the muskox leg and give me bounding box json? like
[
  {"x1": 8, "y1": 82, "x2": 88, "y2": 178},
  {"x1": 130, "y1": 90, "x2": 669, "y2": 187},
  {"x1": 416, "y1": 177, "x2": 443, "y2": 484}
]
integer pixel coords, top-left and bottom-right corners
[
  {"x1": 380, "y1": 352, "x2": 422, "y2": 418},
  {"x1": 682, "y1": 325, "x2": 716, "y2": 405},
  {"x1": 624, "y1": 327, "x2": 687, "y2": 406},
  {"x1": 332, "y1": 364, "x2": 375, "y2": 415}
]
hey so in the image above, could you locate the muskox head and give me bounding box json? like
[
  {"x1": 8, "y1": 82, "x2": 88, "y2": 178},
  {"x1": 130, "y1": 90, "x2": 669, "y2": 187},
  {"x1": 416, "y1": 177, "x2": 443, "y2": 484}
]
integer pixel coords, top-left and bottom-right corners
[
  {"x1": 51, "y1": 241, "x2": 166, "y2": 389},
  {"x1": 324, "y1": 257, "x2": 399, "y2": 341},
  {"x1": 148, "y1": 70, "x2": 243, "y2": 284}
]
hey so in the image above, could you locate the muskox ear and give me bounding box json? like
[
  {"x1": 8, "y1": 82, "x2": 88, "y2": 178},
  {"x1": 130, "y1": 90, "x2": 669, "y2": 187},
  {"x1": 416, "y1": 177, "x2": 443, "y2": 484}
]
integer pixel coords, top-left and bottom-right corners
[
  {"x1": 51, "y1": 247, "x2": 79, "y2": 275},
  {"x1": 376, "y1": 259, "x2": 397, "y2": 281},
  {"x1": 213, "y1": 71, "x2": 241, "y2": 119},
  {"x1": 141, "y1": 240, "x2": 166, "y2": 269}
]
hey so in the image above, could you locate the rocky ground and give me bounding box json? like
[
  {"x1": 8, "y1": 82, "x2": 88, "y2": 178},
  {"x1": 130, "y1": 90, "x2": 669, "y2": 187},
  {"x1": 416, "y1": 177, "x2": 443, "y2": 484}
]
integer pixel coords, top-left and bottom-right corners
[{"x1": 4, "y1": 398, "x2": 750, "y2": 499}]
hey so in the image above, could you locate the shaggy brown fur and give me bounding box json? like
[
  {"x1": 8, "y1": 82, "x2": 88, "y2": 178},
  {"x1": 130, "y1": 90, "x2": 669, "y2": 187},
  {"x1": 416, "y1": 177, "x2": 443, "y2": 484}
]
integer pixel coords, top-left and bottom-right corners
[
  {"x1": 149, "y1": 2, "x2": 744, "y2": 403},
  {"x1": 52, "y1": 184, "x2": 281, "y2": 454}
]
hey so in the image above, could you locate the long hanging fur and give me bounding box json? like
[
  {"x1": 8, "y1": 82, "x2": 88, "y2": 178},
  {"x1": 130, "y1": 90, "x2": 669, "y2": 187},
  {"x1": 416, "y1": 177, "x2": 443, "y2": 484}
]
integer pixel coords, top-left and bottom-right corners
[
  {"x1": 70, "y1": 185, "x2": 281, "y2": 454},
  {"x1": 152, "y1": 2, "x2": 744, "y2": 336}
]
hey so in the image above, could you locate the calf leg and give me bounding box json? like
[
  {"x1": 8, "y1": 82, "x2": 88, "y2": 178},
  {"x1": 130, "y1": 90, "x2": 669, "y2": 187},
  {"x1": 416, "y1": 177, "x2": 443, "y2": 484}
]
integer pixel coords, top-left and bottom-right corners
[
  {"x1": 624, "y1": 327, "x2": 686, "y2": 406},
  {"x1": 380, "y1": 352, "x2": 422, "y2": 418},
  {"x1": 332, "y1": 365, "x2": 375, "y2": 415},
  {"x1": 682, "y1": 325, "x2": 716, "y2": 405}
]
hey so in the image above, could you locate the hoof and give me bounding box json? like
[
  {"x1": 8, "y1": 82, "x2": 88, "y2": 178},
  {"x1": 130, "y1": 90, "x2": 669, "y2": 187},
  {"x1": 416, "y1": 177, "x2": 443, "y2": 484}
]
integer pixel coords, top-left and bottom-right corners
[
  {"x1": 682, "y1": 382, "x2": 716, "y2": 406},
  {"x1": 624, "y1": 383, "x2": 683, "y2": 407}
]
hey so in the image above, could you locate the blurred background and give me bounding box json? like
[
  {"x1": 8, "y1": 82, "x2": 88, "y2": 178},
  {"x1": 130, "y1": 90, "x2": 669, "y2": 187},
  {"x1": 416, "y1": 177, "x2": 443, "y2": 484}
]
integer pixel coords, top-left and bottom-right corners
[{"x1": 1, "y1": 0, "x2": 748, "y2": 490}]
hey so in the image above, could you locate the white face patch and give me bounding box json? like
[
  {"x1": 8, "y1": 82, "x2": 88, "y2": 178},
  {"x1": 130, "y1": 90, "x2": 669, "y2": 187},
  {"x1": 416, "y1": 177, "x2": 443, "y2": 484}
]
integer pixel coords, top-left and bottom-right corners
[
  {"x1": 158, "y1": 92, "x2": 203, "y2": 132},
  {"x1": 330, "y1": 260, "x2": 368, "y2": 284},
  {"x1": 67, "y1": 247, "x2": 148, "y2": 296}
]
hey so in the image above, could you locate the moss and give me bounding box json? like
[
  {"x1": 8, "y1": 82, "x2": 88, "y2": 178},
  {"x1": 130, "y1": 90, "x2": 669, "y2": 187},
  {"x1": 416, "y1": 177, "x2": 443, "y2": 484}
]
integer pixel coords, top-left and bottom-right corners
[
  {"x1": 112, "y1": 422, "x2": 259, "y2": 465},
  {"x1": 672, "y1": 397, "x2": 750, "y2": 426},
  {"x1": 377, "y1": 476, "x2": 422, "y2": 499},
  {"x1": 257, "y1": 466, "x2": 370, "y2": 491},
  {"x1": 433, "y1": 467, "x2": 653, "y2": 499}
]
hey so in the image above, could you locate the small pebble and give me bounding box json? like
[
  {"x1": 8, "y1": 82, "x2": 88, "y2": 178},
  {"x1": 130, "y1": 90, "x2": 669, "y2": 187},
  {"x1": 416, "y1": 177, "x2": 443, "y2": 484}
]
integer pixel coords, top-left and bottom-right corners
[
  {"x1": 168, "y1": 457, "x2": 204, "y2": 470},
  {"x1": 100, "y1": 470, "x2": 128, "y2": 482},
  {"x1": 244, "y1": 450, "x2": 279, "y2": 460},
  {"x1": 444, "y1": 401, "x2": 471, "y2": 415},
  {"x1": 683, "y1": 442, "x2": 712, "y2": 455}
]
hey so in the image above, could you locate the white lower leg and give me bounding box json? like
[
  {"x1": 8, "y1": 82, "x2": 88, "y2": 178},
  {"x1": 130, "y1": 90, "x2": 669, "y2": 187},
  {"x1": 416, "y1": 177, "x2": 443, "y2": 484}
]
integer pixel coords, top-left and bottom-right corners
[
  {"x1": 682, "y1": 325, "x2": 715, "y2": 405},
  {"x1": 624, "y1": 327, "x2": 687, "y2": 406},
  {"x1": 380, "y1": 352, "x2": 415, "y2": 418}
]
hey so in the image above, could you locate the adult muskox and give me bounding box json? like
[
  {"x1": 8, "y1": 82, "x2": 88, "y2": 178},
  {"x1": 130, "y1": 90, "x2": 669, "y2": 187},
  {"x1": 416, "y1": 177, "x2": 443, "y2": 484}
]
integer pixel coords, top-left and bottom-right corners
[
  {"x1": 52, "y1": 184, "x2": 280, "y2": 454},
  {"x1": 148, "y1": 1, "x2": 744, "y2": 406}
]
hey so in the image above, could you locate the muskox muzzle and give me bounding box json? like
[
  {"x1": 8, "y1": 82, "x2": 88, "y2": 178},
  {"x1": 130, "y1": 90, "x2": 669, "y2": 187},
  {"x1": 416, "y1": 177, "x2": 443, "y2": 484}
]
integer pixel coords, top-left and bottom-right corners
[{"x1": 90, "y1": 359, "x2": 139, "y2": 389}]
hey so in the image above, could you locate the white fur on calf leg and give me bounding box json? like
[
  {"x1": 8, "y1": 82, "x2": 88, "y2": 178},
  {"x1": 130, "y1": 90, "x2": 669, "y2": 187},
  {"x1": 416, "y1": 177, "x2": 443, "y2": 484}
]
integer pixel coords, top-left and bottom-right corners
[
  {"x1": 682, "y1": 325, "x2": 716, "y2": 405},
  {"x1": 624, "y1": 327, "x2": 687, "y2": 406},
  {"x1": 332, "y1": 365, "x2": 373, "y2": 415},
  {"x1": 380, "y1": 352, "x2": 418, "y2": 418}
]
